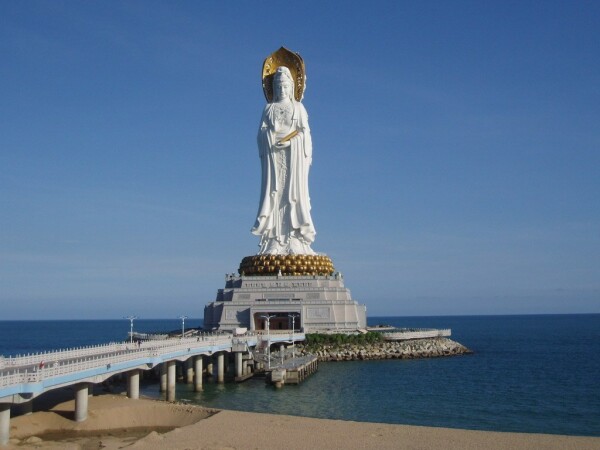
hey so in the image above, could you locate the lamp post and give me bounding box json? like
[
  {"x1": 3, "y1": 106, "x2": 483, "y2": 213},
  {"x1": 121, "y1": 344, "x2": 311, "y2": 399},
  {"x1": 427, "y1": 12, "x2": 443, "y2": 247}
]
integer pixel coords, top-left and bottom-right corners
[
  {"x1": 179, "y1": 315, "x2": 188, "y2": 338},
  {"x1": 259, "y1": 314, "x2": 276, "y2": 369},
  {"x1": 124, "y1": 316, "x2": 137, "y2": 344},
  {"x1": 288, "y1": 313, "x2": 299, "y2": 360}
]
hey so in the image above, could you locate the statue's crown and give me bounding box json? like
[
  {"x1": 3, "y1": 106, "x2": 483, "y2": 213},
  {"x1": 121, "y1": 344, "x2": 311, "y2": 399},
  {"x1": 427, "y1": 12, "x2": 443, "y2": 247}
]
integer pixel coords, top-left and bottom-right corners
[{"x1": 275, "y1": 67, "x2": 293, "y2": 84}]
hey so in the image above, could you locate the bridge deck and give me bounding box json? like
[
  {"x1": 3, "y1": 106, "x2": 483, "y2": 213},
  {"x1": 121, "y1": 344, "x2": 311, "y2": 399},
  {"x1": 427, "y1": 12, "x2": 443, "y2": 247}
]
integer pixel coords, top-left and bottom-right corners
[{"x1": 0, "y1": 332, "x2": 305, "y2": 404}]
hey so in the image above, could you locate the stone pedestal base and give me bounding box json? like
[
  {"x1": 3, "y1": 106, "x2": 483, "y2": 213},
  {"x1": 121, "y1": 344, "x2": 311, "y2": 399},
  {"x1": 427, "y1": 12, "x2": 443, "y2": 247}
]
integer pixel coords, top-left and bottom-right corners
[{"x1": 204, "y1": 270, "x2": 366, "y2": 332}]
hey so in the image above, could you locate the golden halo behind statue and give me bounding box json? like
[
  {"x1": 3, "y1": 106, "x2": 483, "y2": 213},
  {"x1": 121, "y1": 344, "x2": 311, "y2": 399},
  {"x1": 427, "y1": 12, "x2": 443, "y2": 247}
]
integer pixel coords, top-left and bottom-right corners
[{"x1": 262, "y1": 47, "x2": 306, "y2": 102}]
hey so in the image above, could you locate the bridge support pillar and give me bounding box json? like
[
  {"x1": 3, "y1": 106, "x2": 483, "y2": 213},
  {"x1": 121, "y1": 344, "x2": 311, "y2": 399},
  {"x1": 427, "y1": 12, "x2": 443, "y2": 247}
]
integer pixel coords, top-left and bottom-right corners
[
  {"x1": 127, "y1": 370, "x2": 140, "y2": 400},
  {"x1": 243, "y1": 359, "x2": 249, "y2": 376},
  {"x1": 0, "y1": 403, "x2": 10, "y2": 446},
  {"x1": 166, "y1": 360, "x2": 176, "y2": 402},
  {"x1": 235, "y1": 352, "x2": 243, "y2": 378},
  {"x1": 217, "y1": 352, "x2": 225, "y2": 383},
  {"x1": 74, "y1": 383, "x2": 89, "y2": 422},
  {"x1": 160, "y1": 363, "x2": 167, "y2": 392},
  {"x1": 186, "y1": 359, "x2": 194, "y2": 384},
  {"x1": 194, "y1": 356, "x2": 203, "y2": 392},
  {"x1": 206, "y1": 360, "x2": 214, "y2": 380}
]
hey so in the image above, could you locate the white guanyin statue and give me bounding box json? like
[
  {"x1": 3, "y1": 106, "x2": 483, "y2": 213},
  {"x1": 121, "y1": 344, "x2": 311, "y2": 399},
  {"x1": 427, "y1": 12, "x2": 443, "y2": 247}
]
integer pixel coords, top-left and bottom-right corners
[{"x1": 252, "y1": 59, "x2": 316, "y2": 255}]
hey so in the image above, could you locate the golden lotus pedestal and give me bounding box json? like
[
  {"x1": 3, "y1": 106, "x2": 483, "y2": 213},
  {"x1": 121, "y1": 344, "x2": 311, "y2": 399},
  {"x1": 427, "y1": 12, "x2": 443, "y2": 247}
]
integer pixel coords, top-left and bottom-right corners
[{"x1": 239, "y1": 254, "x2": 335, "y2": 276}]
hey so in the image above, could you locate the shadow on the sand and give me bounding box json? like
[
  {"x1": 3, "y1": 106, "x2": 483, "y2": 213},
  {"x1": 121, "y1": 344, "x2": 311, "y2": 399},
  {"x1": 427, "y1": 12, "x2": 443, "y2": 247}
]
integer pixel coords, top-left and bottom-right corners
[{"x1": 49, "y1": 409, "x2": 75, "y2": 421}]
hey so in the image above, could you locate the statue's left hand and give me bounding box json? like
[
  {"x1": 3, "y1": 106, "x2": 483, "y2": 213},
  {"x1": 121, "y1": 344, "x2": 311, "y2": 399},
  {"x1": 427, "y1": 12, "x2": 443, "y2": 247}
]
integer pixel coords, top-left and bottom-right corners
[{"x1": 275, "y1": 140, "x2": 291, "y2": 149}]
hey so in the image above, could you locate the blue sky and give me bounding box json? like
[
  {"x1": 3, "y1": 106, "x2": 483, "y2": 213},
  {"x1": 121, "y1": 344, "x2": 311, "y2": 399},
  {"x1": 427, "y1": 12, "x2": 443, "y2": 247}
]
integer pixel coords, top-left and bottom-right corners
[{"x1": 1, "y1": 1, "x2": 598, "y2": 319}]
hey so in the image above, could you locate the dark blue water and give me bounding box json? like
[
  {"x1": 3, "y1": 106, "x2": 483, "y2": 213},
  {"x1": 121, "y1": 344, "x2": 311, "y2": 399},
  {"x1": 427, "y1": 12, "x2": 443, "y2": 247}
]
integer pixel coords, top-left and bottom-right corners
[{"x1": 1, "y1": 315, "x2": 598, "y2": 436}]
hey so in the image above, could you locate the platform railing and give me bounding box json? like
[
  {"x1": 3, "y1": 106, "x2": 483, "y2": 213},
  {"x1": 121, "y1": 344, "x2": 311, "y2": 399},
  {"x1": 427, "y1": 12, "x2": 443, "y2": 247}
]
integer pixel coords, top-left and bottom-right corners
[
  {"x1": 254, "y1": 329, "x2": 305, "y2": 335},
  {"x1": 381, "y1": 329, "x2": 451, "y2": 340}
]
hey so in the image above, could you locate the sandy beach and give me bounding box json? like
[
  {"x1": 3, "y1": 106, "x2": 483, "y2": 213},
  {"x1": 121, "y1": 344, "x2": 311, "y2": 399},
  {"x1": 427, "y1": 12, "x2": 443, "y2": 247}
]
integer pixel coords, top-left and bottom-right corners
[{"x1": 5, "y1": 393, "x2": 599, "y2": 450}]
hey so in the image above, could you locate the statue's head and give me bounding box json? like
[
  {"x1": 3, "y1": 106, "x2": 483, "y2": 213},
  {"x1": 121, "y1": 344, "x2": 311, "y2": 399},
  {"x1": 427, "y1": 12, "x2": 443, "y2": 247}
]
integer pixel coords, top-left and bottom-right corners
[{"x1": 273, "y1": 66, "x2": 294, "y2": 101}]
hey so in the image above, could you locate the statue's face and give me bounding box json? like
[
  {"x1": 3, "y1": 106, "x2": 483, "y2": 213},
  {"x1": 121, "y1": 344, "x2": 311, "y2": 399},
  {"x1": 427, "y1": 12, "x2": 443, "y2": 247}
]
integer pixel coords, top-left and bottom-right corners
[{"x1": 274, "y1": 77, "x2": 293, "y2": 101}]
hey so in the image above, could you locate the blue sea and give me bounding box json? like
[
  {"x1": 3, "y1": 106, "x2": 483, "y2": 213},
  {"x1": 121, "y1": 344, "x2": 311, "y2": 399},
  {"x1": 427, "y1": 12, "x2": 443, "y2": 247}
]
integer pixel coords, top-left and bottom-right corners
[{"x1": 1, "y1": 315, "x2": 598, "y2": 437}]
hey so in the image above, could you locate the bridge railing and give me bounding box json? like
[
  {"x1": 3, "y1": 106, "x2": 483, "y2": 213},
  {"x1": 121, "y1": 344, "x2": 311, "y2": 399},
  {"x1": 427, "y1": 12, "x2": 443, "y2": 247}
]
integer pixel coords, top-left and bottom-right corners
[
  {"x1": 0, "y1": 342, "x2": 130, "y2": 368},
  {"x1": 0, "y1": 335, "x2": 232, "y2": 387},
  {"x1": 0, "y1": 372, "x2": 24, "y2": 388},
  {"x1": 1, "y1": 350, "x2": 147, "y2": 386},
  {"x1": 0, "y1": 332, "x2": 232, "y2": 369}
]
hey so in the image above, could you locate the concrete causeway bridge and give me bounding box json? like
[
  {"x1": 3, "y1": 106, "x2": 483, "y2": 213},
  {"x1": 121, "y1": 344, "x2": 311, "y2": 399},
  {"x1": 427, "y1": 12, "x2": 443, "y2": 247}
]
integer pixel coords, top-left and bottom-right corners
[{"x1": 0, "y1": 330, "x2": 305, "y2": 445}]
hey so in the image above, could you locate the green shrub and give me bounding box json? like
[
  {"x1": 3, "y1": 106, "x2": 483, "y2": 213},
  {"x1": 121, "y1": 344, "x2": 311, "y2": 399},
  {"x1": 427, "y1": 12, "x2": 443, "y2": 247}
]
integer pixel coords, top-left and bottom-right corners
[{"x1": 304, "y1": 332, "x2": 383, "y2": 348}]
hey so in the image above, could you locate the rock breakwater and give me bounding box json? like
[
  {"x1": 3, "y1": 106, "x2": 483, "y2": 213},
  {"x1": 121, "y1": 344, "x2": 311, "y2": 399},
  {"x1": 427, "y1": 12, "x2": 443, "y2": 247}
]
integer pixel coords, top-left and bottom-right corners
[{"x1": 296, "y1": 337, "x2": 471, "y2": 362}]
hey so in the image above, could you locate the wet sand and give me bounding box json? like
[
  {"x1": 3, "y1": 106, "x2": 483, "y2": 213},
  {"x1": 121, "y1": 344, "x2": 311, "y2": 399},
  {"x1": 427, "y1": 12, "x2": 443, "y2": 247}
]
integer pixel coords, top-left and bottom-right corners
[{"x1": 6, "y1": 394, "x2": 600, "y2": 449}]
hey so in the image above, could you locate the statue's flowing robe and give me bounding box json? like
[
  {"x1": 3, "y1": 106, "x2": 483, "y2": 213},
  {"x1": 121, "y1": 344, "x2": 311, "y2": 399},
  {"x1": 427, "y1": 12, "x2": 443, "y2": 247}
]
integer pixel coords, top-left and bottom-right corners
[{"x1": 252, "y1": 100, "x2": 315, "y2": 254}]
